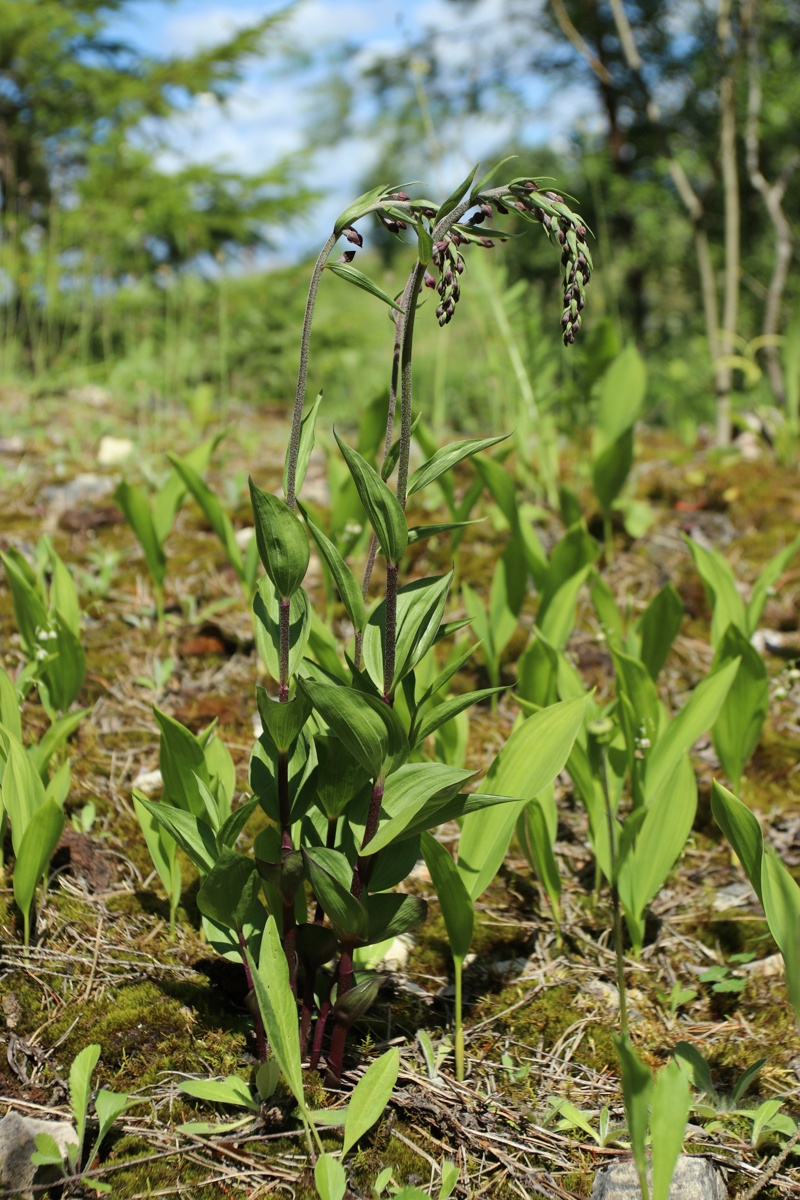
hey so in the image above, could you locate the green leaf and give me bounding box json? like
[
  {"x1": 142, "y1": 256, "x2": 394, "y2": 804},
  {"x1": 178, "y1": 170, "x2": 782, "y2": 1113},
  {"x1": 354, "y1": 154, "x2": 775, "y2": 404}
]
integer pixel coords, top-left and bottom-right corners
[
  {"x1": 363, "y1": 573, "x2": 453, "y2": 692},
  {"x1": 325, "y1": 262, "x2": 405, "y2": 312},
  {"x1": 650, "y1": 1059, "x2": 691, "y2": 1200},
  {"x1": 539, "y1": 564, "x2": 594, "y2": 651},
  {"x1": 315, "y1": 1153, "x2": 347, "y2": 1200},
  {"x1": 457, "y1": 696, "x2": 587, "y2": 900},
  {"x1": 31, "y1": 1131, "x2": 69, "y2": 1167},
  {"x1": 335, "y1": 434, "x2": 408, "y2": 564},
  {"x1": 363, "y1": 892, "x2": 427, "y2": 945},
  {"x1": 711, "y1": 781, "x2": 765, "y2": 906},
  {"x1": 304, "y1": 846, "x2": 368, "y2": 940},
  {"x1": 684, "y1": 538, "x2": 746, "y2": 647},
  {"x1": 253, "y1": 580, "x2": 311, "y2": 680},
  {"x1": 712, "y1": 625, "x2": 768, "y2": 791},
  {"x1": 93, "y1": 1088, "x2": 135, "y2": 1152},
  {"x1": 153, "y1": 432, "x2": 223, "y2": 545},
  {"x1": 113, "y1": 482, "x2": 166, "y2": 587},
  {"x1": 313, "y1": 735, "x2": 372, "y2": 820},
  {"x1": 153, "y1": 705, "x2": 210, "y2": 818},
  {"x1": 0, "y1": 726, "x2": 47, "y2": 853},
  {"x1": 635, "y1": 583, "x2": 683, "y2": 680},
  {"x1": 421, "y1": 832, "x2": 473, "y2": 960},
  {"x1": 246, "y1": 917, "x2": 306, "y2": 1113},
  {"x1": 0, "y1": 667, "x2": 21, "y2": 743},
  {"x1": 516, "y1": 795, "x2": 562, "y2": 920},
  {"x1": 674, "y1": 1042, "x2": 714, "y2": 1095},
  {"x1": 407, "y1": 520, "x2": 484, "y2": 544},
  {"x1": 613, "y1": 1034, "x2": 653, "y2": 1199},
  {"x1": 13, "y1": 798, "x2": 65, "y2": 942},
  {"x1": 299, "y1": 679, "x2": 407, "y2": 778},
  {"x1": 594, "y1": 344, "x2": 647, "y2": 451},
  {"x1": 249, "y1": 481, "x2": 309, "y2": 597},
  {"x1": 762, "y1": 847, "x2": 800, "y2": 968},
  {"x1": 302, "y1": 509, "x2": 366, "y2": 632},
  {"x1": 746, "y1": 535, "x2": 800, "y2": 635},
  {"x1": 50, "y1": 553, "x2": 81, "y2": 638},
  {"x1": 645, "y1": 658, "x2": 740, "y2": 804},
  {"x1": 133, "y1": 793, "x2": 218, "y2": 874},
  {"x1": 407, "y1": 435, "x2": 508, "y2": 497},
  {"x1": 196, "y1": 847, "x2": 260, "y2": 932},
  {"x1": 411, "y1": 687, "x2": 504, "y2": 748},
  {"x1": 471, "y1": 156, "x2": 518, "y2": 197},
  {"x1": 358, "y1": 762, "x2": 476, "y2": 854},
  {"x1": 28, "y1": 708, "x2": 86, "y2": 780},
  {"x1": 133, "y1": 795, "x2": 178, "y2": 906},
  {"x1": 334, "y1": 183, "x2": 389, "y2": 236},
  {"x1": 257, "y1": 687, "x2": 312, "y2": 754},
  {"x1": 342, "y1": 1047, "x2": 399, "y2": 1157},
  {"x1": 593, "y1": 429, "x2": 633, "y2": 512},
  {"x1": 435, "y1": 165, "x2": 479, "y2": 222},
  {"x1": 167, "y1": 453, "x2": 244, "y2": 581},
  {"x1": 70, "y1": 1043, "x2": 101, "y2": 1151},
  {"x1": 179, "y1": 1076, "x2": 259, "y2": 1111},
  {"x1": 284, "y1": 391, "x2": 323, "y2": 500}
]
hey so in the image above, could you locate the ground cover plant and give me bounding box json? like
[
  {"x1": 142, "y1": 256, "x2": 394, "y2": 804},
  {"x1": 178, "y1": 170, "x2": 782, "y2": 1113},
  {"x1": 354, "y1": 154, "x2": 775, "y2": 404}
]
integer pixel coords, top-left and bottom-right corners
[{"x1": 0, "y1": 167, "x2": 798, "y2": 1200}]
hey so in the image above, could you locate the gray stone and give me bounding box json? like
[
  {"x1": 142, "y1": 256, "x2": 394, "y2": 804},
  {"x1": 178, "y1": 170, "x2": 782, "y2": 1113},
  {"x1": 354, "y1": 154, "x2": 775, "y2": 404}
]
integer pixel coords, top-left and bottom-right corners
[
  {"x1": 592, "y1": 1156, "x2": 726, "y2": 1200},
  {"x1": 0, "y1": 1110, "x2": 78, "y2": 1199}
]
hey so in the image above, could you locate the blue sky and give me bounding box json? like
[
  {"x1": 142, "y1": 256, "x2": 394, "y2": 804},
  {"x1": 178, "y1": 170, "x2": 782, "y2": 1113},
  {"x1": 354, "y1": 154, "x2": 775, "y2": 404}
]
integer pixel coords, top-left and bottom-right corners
[{"x1": 107, "y1": 0, "x2": 584, "y2": 255}]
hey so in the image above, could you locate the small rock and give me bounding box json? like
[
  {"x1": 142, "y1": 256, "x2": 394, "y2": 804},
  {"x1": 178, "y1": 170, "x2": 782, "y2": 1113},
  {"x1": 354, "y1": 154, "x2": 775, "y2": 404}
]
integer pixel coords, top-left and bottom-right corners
[
  {"x1": 96, "y1": 435, "x2": 134, "y2": 466},
  {"x1": 592, "y1": 1156, "x2": 726, "y2": 1200},
  {"x1": 0, "y1": 1111, "x2": 77, "y2": 1199},
  {"x1": 41, "y1": 472, "x2": 114, "y2": 512},
  {"x1": 132, "y1": 767, "x2": 162, "y2": 794}
]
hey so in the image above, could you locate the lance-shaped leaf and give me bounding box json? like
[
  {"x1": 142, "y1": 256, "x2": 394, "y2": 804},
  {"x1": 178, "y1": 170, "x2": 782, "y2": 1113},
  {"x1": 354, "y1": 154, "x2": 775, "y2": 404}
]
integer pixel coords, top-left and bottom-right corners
[
  {"x1": 762, "y1": 850, "x2": 800, "y2": 1020},
  {"x1": 334, "y1": 183, "x2": 389, "y2": 235},
  {"x1": 284, "y1": 390, "x2": 323, "y2": 499},
  {"x1": 362, "y1": 892, "x2": 427, "y2": 946},
  {"x1": 133, "y1": 794, "x2": 178, "y2": 905},
  {"x1": 133, "y1": 792, "x2": 217, "y2": 873},
  {"x1": 684, "y1": 537, "x2": 746, "y2": 647},
  {"x1": 254, "y1": 580, "x2": 311, "y2": 680},
  {"x1": 113, "y1": 482, "x2": 167, "y2": 589},
  {"x1": 457, "y1": 696, "x2": 587, "y2": 900},
  {"x1": 13, "y1": 798, "x2": 64, "y2": 943},
  {"x1": 634, "y1": 582, "x2": 684, "y2": 680},
  {"x1": 435, "y1": 165, "x2": 478, "y2": 222},
  {"x1": 316, "y1": 1154, "x2": 347, "y2": 1200},
  {"x1": 362, "y1": 573, "x2": 452, "y2": 691},
  {"x1": 70, "y1": 1043, "x2": 101, "y2": 1154},
  {"x1": 421, "y1": 832, "x2": 473, "y2": 961},
  {"x1": 333, "y1": 975, "x2": 384, "y2": 1028},
  {"x1": 302, "y1": 508, "x2": 366, "y2": 632},
  {"x1": 516, "y1": 794, "x2": 562, "y2": 922},
  {"x1": 314, "y1": 735, "x2": 372, "y2": 820},
  {"x1": 296, "y1": 923, "x2": 338, "y2": 974},
  {"x1": 325, "y1": 262, "x2": 404, "y2": 312},
  {"x1": 167, "y1": 453, "x2": 245, "y2": 581},
  {"x1": 179, "y1": 1076, "x2": 259, "y2": 1112},
  {"x1": 651, "y1": 1060, "x2": 691, "y2": 1200},
  {"x1": 711, "y1": 625, "x2": 768, "y2": 792},
  {"x1": 304, "y1": 847, "x2": 368, "y2": 941},
  {"x1": 471, "y1": 156, "x2": 518, "y2": 197},
  {"x1": 256, "y1": 848, "x2": 307, "y2": 904},
  {"x1": 299, "y1": 679, "x2": 407, "y2": 778},
  {"x1": 710, "y1": 781, "x2": 765, "y2": 907},
  {"x1": 335, "y1": 434, "x2": 407, "y2": 564},
  {"x1": 197, "y1": 847, "x2": 261, "y2": 932},
  {"x1": 257, "y1": 687, "x2": 312, "y2": 754},
  {"x1": 357, "y1": 762, "x2": 476, "y2": 855},
  {"x1": 217, "y1": 795, "x2": 260, "y2": 850},
  {"x1": 247, "y1": 917, "x2": 306, "y2": 1114},
  {"x1": 407, "y1": 434, "x2": 508, "y2": 497},
  {"x1": 249, "y1": 480, "x2": 309, "y2": 597},
  {"x1": 28, "y1": 708, "x2": 86, "y2": 780},
  {"x1": 613, "y1": 1034, "x2": 653, "y2": 1200},
  {"x1": 747, "y1": 535, "x2": 800, "y2": 634},
  {"x1": 0, "y1": 727, "x2": 47, "y2": 853},
  {"x1": 411, "y1": 687, "x2": 505, "y2": 749},
  {"x1": 342, "y1": 1047, "x2": 399, "y2": 1157}
]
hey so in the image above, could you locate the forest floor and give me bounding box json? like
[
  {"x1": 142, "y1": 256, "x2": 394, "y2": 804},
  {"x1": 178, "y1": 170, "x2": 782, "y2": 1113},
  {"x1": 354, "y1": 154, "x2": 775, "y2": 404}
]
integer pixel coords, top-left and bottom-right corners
[{"x1": 0, "y1": 385, "x2": 799, "y2": 1199}]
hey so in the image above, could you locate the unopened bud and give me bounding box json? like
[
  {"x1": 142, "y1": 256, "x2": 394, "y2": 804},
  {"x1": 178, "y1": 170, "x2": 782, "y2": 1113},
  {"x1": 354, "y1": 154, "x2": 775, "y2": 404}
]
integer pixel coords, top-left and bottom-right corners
[
  {"x1": 343, "y1": 227, "x2": 363, "y2": 247},
  {"x1": 339, "y1": 250, "x2": 356, "y2": 263},
  {"x1": 424, "y1": 271, "x2": 437, "y2": 289}
]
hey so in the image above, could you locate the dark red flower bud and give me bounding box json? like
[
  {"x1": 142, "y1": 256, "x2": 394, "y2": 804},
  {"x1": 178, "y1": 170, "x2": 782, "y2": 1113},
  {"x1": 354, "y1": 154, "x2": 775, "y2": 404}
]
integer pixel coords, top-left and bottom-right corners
[
  {"x1": 343, "y1": 227, "x2": 363, "y2": 247},
  {"x1": 424, "y1": 272, "x2": 437, "y2": 289},
  {"x1": 338, "y1": 250, "x2": 356, "y2": 263}
]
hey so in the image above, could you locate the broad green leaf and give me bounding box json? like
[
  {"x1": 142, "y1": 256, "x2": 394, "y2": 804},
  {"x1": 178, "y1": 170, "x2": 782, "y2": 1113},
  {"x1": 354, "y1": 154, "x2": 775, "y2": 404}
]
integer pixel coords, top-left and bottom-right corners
[
  {"x1": 593, "y1": 429, "x2": 633, "y2": 512},
  {"x1": 334, "y1": 183, "x2": 389, "y2": 235},
  {"x1": 196, "y1": 847, "x2": 260, "y2": 932},
  {"x1": 50, "y1": 553, "x2": 81, "y2": 638},
  {"x1": 362, "y1": 892, "x2": 427, "y2": 946},
  {"x1": 435, "y1": 165, "x2": 479, "y2": 222},
  {"x1": 43, "y1": 615, "x2": 87, "y2": 713},
  {"x1": 257, "y1": 687, "x2": 312, "y2": 754},
  {"x1": 28, "y1": 708, "x2": 86, "y2": 780},
  {"x1": 539, "y1": 564, "x2": 594, "y2": 650},
  {"x1": 1, "y1": 726, "x2": 47, "y2": 852},
  {"x1": 31, "y1": 1132, "x2": 69, "y2": 1167},
  {"x1": 113, "y1": 483, "x2": 166, "y2": 588},
  {"x1": 299, "y1": 679, "x2": 407, "y2": 778},
  {"x1": 613, "y1": 1034, "x2": 653, "y2": 1199},
  {"x1": 747, "y1": 535, "x2": 800, "y2": 635},
  {"x1": 335, "y1": 434, "x2": 408, "y2": 564},
  {"x1": 711, "y1": 781, "x2": 765, "y2": 906},
  {"x1": 92, "y1": 1088, "x2": 137, "y2": 1157},
  {"x1": 44, "y1": 758, "x2": 70, "y2": 807},
  {"x1": 359, "y1": 762, "x2": 475, "y2": 854},
  {"x1": 153, "y1": 705, "x2": 208, "y2": 817},
  {"x1": 247, "y1": 916, "x2": 306, "y2": 1112},
  {"x1": 684, "y1": 538, "x2": 746, "y2": 647},
  {"x1": 13, "y1": 798, "x2": 65, "y2": 941},
  {"x1": 457, "y1": 696, "x2": 587, "y2": 900},
  {"x1": 0, "y1": 667, "x2": 21, "y2": 743},
  {"x1": 177, "y1": 1117, "x2": 251, "y2": 1136},
  {"x1": 674, "y1": 1042, "x2": 714, "y2": 1095},
  {"x1": 133, "y1": 793, "x2": 218, "y2": 873},
  {"x1": 325, "y1": 262, "x2": 404, "y2": 312},
  {"x1": 407, "y1": 435, "x2": 508, "y2": 497},
  {"x1": 167, "y1": 454, "x2": 244, "y2": 580},
  {"x1": 363, "y1": 573, "x2": 452, "y2": 692},
  {"x1": 635, "y1": 583, "x2": 683, "y2": 680},
  {"x1": 284, "y1": 390, "x2": 323, "y2": 499},
  {"x1": 650, "y1": 1059, "x2": 691, "y2": 1200},
  {"x1": 152, "y1": 432, "x2": 223, "y2": 545},
  {"x1": 249, "y1": 481, "x2": 309, "y2": 597},
  {"x1": 133, "y1": 795, "x2": 178, "y2": 904},
  {"x1": 712, "y1": 625, "x2": 768, "y2": 791},
  {"x1": 762, "y1": 848, "x2": 800, "y2": 967},
  {"x1": 645, "y1": 657, "x2": 740, "y2": 804},
  {"x1": 179, "y1": 1076, "x2": 259, "y2": 1111},
  {"x1": 591, "y1": 574, "x2": 624, "y2": 646},
  {"x1": 314, "y1": 735, "x2": 372, "y2": 820},
  {"x1": 70, "y1": 1043, "x2": 101, "y2": 1150},
  {"x1": 594, "y1": 344, "x2": 647, "y2": 451},
  {"x1": 302, "y1": 509, "x2": 366, "y2": 632},
  {"x1": 421, "y1": 832, "x2": 473, "y2": 960},
  {"x1": 537, "y1": 524, "x2": 600, "y2": 627},
  {"x1": 254, "y1": 580, "x2": 311, "y2": 680},
  {"x1": 516, "y1": 796, "x2": 562, "y2": 920},
  {"x1": 342, "y1": 1047, "x2": 399, "y2": 1156},
  {"x1": 315, "y1": 1153, "x2": 347, "y2": 1200},
  {"x1": 304, "y1": 847, "x2": 368, "y2": 940}
]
